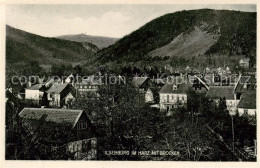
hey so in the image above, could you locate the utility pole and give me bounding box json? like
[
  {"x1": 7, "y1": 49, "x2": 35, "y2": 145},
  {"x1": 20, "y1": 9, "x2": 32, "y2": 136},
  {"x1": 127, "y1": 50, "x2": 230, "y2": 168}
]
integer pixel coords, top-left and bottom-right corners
[{"x1": 231, "y1": 115, "x2": 235, "y2": 152}]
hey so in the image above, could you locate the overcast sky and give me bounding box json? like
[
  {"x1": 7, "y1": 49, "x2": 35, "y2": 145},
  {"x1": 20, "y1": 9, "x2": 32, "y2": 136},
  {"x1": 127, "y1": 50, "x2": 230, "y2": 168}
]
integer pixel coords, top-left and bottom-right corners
[{"x1": 6, "y1": 4, "x2": 256, "y2": 38}]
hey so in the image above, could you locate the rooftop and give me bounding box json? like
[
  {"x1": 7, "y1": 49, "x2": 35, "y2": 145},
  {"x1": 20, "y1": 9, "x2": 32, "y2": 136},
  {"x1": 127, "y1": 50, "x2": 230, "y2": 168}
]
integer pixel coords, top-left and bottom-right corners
[
  {"x1": 206, "y1": 86, "x2": 235, "y2": 100},
  {"x1": 26, "y1": 84, "x2": 43, "y2": 90},
  {"x1": 237, "y1": 92, "x2": 256, "y2": 109},
  {"x1": 159, "y1": 77, "x2": 189, "y2": 94},
  {"x1": 235, "y1": 75, "x2": 256, "y2": 93},
  {"x1": 132, "y1": 77, "x2": 149, "y2": 88},
  {"x1": 19, "y1": 108, "x2": 83, "y2": 128},
  {"x1": 46, "y1": 83, "x2": 69, "y2": 94}
]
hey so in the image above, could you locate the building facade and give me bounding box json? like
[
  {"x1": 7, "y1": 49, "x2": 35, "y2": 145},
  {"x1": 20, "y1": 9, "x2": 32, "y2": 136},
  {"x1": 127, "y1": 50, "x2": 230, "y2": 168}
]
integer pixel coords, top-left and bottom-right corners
[{"x1": 159, "y1": 77, "x2": 188, "y2": 111}]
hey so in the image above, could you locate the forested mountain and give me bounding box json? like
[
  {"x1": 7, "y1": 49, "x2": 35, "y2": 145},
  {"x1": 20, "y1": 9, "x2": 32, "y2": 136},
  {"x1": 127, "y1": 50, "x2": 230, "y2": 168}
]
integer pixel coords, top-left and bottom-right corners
[
  {"x1": 56, "y1": 34, "x2": 119, "y2": 49},
  {"x1": 6, "y1": 25, "x2": 98, "y2": 66},
  {"x1": 94, "y1": 9, "x2": 256, "y2": 69}
]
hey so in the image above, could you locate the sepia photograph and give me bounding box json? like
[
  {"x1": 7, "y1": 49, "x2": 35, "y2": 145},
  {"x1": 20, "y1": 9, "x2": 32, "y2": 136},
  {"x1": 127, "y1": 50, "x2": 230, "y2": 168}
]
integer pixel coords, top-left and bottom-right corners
[{"x1": 0, "y1": 0, "x2": 259, "y2": 167}]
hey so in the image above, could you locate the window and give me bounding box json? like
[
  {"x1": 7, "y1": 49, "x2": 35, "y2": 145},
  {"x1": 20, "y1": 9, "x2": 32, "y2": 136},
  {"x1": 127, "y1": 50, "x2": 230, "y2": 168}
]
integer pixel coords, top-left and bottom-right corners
[
  {"x1": 167, "y1": 95, "x2": 169, "y2": 103},
  {"x1": 77, "y1": 122, "x2": 87, "y2": 130},
  {"x1": 244, "y1": 109, "x2": 248, "y2": 115}
]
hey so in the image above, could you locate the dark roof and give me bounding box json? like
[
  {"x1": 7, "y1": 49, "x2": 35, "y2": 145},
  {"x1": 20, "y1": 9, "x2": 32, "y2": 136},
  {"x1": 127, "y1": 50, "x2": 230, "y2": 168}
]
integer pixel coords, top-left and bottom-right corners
[
  {"x1": 19, "y1": 108, "x2": 83, "y2": 128},
  {"x1": 237, "y1": 92, "x2": 256, "y2": 109},
  {"x1": 26, "y1": 84, "x2": 43, "y2": 90},
  {"x1": 235, "y1": 76, "x2": 256, "y2": 93},
  {"x1": 5, "y1": 89, "x2": 17, "y2": 102},
  {"x1": 46, "y1": 83, "x2": 69, "y2": 94},
  {"x1": 159, "y1": 77, "x2": 189, "y2": 94},
  {"x1": 206, "y1": 86, "x2": 235, "y2": 100},
  {"x1": 132, "y1": 77, "x2": 149, "y2": 88},
  {"x1": 188, "y1": 77, "x2": 208, "y2": 94}
]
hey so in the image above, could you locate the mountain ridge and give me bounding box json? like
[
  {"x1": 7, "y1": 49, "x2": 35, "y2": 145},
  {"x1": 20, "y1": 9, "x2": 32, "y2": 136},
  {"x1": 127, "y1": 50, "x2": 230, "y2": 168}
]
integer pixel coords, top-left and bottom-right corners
[
  {"x1": 94, "y1": 9, "x2": 256, "y2": 69},
  {"x1": 56, "y1": 34, "x2": 119, "y2": 49},
  {"x1": 6, "y1": 25, "x2": 98, "y2": 66}
]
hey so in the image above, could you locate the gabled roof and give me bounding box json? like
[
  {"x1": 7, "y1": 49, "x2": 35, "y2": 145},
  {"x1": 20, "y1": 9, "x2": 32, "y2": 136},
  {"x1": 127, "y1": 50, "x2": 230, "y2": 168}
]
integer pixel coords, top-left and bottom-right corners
[
  {"x1": 240, "y1": 57, "x2": 250, "y2": 63},
  {"x1": 19, "y1": 108, "x2": 83, "y2": 128},
  {"x1": 235, "y1": 76, "x2": 256, "y2": 93},
  {"x1": 206, "y1": 86, "x2": 235, "y2": 100},
  {"x1": 159, "y1": 77, "x2": 189, "y2": 94},
  {"x1": 237, "y1": 92, "x2": 256, "y2": 109},
  {"x1": 62, "y1": 92, "x2": 76, "y2": 102},
  {"x1": 43, "y1": 77, "x2": 55, "y2": 87},
  {"x1": 26, "y1": 84, "x2": 43, "y2": 90},
  {"x1": 46, "y1": 83, "x2": 69, "y2": 94},
  {"x1": 132, "y1": 77, "x2": 149, "y2": 88}
]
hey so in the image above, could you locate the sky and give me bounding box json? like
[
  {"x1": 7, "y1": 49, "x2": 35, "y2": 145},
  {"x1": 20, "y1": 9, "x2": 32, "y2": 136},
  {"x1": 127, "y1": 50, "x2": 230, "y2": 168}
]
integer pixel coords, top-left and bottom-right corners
[{"x1": 6, "y1": 4, "x2": 256, "y2": 38}]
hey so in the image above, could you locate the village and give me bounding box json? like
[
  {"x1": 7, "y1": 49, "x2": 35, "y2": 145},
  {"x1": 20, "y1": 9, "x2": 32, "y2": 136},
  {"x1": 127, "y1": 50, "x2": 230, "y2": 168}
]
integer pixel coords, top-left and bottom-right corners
[{"x1": 5, "y1": 56, "x2": 256, "y2": 160}]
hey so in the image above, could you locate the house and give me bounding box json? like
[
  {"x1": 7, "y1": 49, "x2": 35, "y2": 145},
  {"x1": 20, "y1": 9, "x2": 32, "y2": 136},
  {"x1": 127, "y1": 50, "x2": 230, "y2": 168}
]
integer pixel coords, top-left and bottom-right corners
[
  {"x1": 74, "y1": 76, "x2": 102, "y2": 99},
  {"x1": 235, "y1": 75, "x2": 256, "y2": 95},
  {"x1": 159, "y1": 77, "x2": 188, "y2": 111},
  {"x1": 190, "y1": 75, "x2": 209, "y2": 94},
  {"x1": 46, "y1": 83, "x2": 75, "y2": 107},
  {"x1": 237, "y1": 92, "x2": 256, "y2": 117},
  {"x1": 145, "y1": 88, "x2": 154, "y2": 103},
  {"x1": 206, "y1": 86, "x2": 239, "y2": 115},
  {"x1": 19, "y1": 108, "x2": 97, "y2": 160},
  {"x1": 63, "y1": 92, "x2": 76, "y2": 107},
  {"x1": 234, "y1": 75, "x2": 256, "y2": 117},
  {"x1": 132, "y1": 77, "x2": 153, "y2": 91},
  {"x1": 25, "y1": 84, "x2": 45, "y2": 104},
  {"x1": 203, "y1": 73, "x2": 237, "y2": 87},
  {"x1": 132, "y1": 76, "x2": 155, "y2": 103},
  {"x1": 239, "y1": 57, "x2": 250, "y2": 69}
]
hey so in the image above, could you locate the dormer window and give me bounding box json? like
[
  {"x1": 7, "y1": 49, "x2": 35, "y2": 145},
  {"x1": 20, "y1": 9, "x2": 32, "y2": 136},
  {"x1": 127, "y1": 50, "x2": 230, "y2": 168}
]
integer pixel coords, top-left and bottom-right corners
[{"x1": 173, "y1": 85, "x2": 177, "y2": 90}]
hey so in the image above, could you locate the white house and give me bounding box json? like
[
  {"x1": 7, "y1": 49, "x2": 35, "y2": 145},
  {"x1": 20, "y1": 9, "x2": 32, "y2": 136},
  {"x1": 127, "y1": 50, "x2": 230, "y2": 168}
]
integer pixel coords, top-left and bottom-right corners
[
  {"x1": 159, "y1": 77, "x2": 188, "y2": 111},
  {"x1": 25, "y1": 84, "x2": 44, "y2": 104},
  {"x1": 237, "y1": 93, "x2": 256, "y2": 116},
  {"x1": 46, "y1": 83, "x2": 74, "y2": 107},
  {"x1": 206, "y1": 86, "x2": 239, "y2": 115}
]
